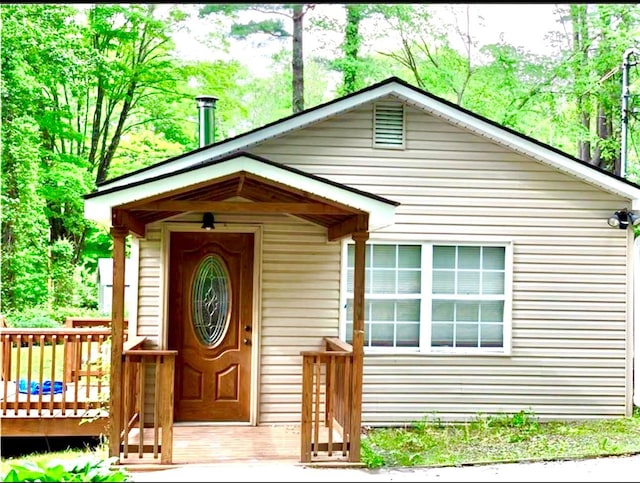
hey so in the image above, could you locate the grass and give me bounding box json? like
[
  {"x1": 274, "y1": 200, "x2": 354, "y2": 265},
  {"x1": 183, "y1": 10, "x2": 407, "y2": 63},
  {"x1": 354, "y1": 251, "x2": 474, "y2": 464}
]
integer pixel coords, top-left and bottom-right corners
[
  {"x1": 361, "y1": 408, "x2": 640, "y2": 468},
  {"x1": 5, "y1": 342, "x2": 105, "y2": 382},
  {"x1": 0, "y1": 438, "x2": 109, "y2": 477}
]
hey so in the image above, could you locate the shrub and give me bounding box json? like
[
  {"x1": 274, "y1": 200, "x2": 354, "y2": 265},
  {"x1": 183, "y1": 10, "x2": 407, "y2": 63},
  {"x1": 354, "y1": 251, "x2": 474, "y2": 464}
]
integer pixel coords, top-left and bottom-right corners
[{"x1": 2, "y1": 455, "x2": 131, "y2": 482}]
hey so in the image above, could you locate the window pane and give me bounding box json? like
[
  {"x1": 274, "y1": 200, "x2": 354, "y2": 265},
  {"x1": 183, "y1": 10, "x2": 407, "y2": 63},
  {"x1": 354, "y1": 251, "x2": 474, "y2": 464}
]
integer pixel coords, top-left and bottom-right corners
[
  {"x1": 483, "y1": 247, "x2": 505, "y2": 269},
  {"x1": 370, "y1": 300, "x2": 394, "y2": 321},
  {"x1": 397, "y1": 300, "x2": 420, "y2": 321},
  {"x1": 371, "y1": 269, "x2": 396, "y2": 293},
  {"x1": 457, "y1": 271, "x2": 480, "y2": 294},
  {"x1": 433, "y1": 270, "x2": 455, "y2": 293},
  {"x1": 371, "y1": 323, "x2": 394, "y2": 346},
  {"x1": 346, "y1": 270, "x2": 354, "y2": 292},
  {"x1": 432, "y1": 301, "x2": 454, "y2": 321},
  {"x1": 482, "y1": 271, "x2": 504, "y2": 294},
  {"x1": 457, "y1": 323, "x2": 479, "y2": 347},
  {"x1": 397, "y1": 323, "x2": 419, "y2": 347},
  {"x1": 398, "y1": 270, "x2": 420, "y2": 294},
  {"x1": 347, "y1": 245, "x2": 355, "y2": 268},
  {"x1": 399, "y1": 245, "x2": 421, "y2": 268},
  {"x1": 345, "y1": 322, "x2": 353, "y2": 343},
  {"x1": 365, "y1": 267, "x2": 371, "y2": 293},
  {"x1": 346, "y1": 299, "x2": 353, "y2": 320},
  {"x1": 372, "y1": 245, "x2": 396, "y2": 268},
  {"x1": 433, "y1": 246, "x2": 455, "y2": 269},
  {"x1": 480, "y1": 301, "x2": 504, "y2": 322},
  {"x1": 480, "y1": 323, "x2": 503, "y2": 347},
  {"x1": 456, "y1": 301, "x2": 479, "y2": 322},
  {"x1": 459, "y1": 246, "x2": 480, "y2": 269},
  {"x1": 432, "y1": 323, "x2": 453, "y2": 346}
]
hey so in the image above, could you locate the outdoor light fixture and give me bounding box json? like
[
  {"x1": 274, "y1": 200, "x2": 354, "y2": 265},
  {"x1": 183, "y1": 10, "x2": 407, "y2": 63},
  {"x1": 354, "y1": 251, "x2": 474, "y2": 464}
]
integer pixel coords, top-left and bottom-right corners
[
  {"x1": 607, "y1": 208, "x2": 640, "y2": 229},
  {"x1": 201, "y1": 212, "x2": 215, "y2": 230}
]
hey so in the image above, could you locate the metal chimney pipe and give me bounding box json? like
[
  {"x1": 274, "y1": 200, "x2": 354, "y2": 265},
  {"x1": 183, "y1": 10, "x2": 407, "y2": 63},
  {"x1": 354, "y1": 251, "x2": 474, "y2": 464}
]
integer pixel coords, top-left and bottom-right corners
[{"x1": 196, "y1": 95, "x2": 218, "y2": 148}]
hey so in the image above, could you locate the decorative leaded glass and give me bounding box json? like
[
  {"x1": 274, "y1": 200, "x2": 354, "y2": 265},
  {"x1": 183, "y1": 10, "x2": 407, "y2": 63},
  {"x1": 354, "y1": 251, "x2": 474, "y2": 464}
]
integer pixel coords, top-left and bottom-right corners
[{"x1": 191, "y1": 255, "x2": 231, "y2": 347}]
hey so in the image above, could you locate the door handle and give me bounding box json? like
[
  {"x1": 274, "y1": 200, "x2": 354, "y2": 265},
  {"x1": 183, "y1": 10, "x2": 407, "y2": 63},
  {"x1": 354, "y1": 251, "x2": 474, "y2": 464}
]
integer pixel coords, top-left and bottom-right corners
[
  {"x1": 244, "y1": 325, "x2": 251, "y2": 332},
  {"x1": 243, "y1": 338, "x2": 251, "y2": 345}
]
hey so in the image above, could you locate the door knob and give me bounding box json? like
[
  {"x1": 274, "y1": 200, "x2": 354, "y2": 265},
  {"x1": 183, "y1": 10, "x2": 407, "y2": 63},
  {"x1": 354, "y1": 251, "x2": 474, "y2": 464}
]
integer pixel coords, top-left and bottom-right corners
[
  {"x1": 244, "y1": 325, "x2": 251, "y2": 332},
  {"x1": 243, "y1": 338, "x2": 251, "y2": 345}
]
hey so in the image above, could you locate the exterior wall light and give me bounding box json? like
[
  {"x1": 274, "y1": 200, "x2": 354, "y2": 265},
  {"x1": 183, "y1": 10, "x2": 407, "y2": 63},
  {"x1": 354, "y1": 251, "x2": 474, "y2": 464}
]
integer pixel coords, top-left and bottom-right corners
[
  {"x1": 201, "y1": 212, "x2": 215, "y2": 230},
  {"x1": 607, "y1": 208, "x2": 640, "y2": 229}
]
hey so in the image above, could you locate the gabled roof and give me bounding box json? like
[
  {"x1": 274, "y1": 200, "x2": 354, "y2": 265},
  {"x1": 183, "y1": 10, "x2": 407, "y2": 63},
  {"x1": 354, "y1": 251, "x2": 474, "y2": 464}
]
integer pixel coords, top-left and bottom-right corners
[
  {"x1": 91, "y1": 76, "x2": 640, "y2": 207},
  {"x1": 84, "y1": 152, "x2": 398, "y2": 236}
]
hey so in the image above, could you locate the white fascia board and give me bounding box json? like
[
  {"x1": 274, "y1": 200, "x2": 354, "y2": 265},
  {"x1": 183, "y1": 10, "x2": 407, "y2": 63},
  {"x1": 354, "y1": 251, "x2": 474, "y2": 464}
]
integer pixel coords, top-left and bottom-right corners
[
  {"x1": 394, "y1": 85, "x2": 640, "y2": 203},
  {"x1": 85, "y1": 156, "x2": 396, "y2": 231},
  {"x1": 98, "y1": 85, "x2": 400, "y2": 192}
]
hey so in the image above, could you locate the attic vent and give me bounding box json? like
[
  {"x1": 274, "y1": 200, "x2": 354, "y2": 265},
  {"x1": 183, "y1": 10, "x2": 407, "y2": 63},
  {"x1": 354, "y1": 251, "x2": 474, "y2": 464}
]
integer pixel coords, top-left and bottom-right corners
[{"x1": 374, "y1": 102, "x2": 405, "y2": 149}]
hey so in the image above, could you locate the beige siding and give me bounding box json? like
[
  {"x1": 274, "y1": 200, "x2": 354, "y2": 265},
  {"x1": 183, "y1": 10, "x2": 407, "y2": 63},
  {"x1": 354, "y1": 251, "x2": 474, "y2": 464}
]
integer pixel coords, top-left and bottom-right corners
[
  {"x1": 250, "y1": 98, "x2": 631, "y2": 423},
  {"x1": 135, "y1": 212, "x2": 341, "y2": 424},
  {"x1": 133, "y1": 98, "x2": 631, "y2": 426}
]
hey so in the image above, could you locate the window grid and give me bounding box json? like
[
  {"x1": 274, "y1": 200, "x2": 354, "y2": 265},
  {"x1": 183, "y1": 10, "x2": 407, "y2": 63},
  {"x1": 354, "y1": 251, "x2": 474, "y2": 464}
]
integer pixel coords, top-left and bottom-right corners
[
  {"x1": 346, "y1": 244, "x2": 421, "y2": 348},
  {"x1": 344, "y1": 241, "x2": 509, "y2": 353}
]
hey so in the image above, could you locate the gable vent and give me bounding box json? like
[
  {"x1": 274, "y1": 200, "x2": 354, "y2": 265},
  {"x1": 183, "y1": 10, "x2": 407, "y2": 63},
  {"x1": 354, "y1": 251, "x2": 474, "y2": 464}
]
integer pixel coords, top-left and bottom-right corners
[{"x1": 374, "y1": 102, "x2": 405, "y2": 149}]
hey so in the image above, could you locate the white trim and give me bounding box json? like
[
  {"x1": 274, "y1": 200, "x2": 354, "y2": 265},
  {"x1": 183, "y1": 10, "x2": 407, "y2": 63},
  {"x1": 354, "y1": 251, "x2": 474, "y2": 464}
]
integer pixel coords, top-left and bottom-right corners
[
  {"x1": 373, "y1": 101, "x2": 405, "y2": 150},
  {"x1": 161, "y1": 222, "x2": 263, "y2": 426},
  {"x1": 96, "y1": 81, "x2": 640, "y2": 204},
  {"x1": 340, "y1": 238, "x2": 513, "y2": 356},
  {"x1": 128, "y1": 237, "x2": 140, "y2": 340},
  {"x1": 85, "y1": 156, "x2": 396, "y2": 234}
]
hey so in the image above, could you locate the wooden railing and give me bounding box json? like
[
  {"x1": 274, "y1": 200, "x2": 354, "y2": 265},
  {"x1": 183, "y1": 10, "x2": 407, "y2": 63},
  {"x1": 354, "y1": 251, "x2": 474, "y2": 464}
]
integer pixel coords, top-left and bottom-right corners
[
  {"x1": 0, "y1": 327, "x2": 115, "y2": 418},
  {"x1": 120, "y1": 337, "x2": 176, "y2": 464},
  {"x1": 300, "y1": 337, "x2": 354, "y2": 462}
]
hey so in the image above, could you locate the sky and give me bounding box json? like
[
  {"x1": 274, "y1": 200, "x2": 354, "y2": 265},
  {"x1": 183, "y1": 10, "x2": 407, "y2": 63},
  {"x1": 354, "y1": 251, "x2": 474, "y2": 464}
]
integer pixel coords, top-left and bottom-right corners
[{"x1": 168, "y1": 3, "x2": 565, "y2": 75}]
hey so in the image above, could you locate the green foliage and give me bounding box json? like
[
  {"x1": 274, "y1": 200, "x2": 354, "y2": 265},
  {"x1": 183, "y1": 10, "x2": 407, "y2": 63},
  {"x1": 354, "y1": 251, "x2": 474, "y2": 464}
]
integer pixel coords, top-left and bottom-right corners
[
  {"x1": 50, "y1": 238, "x2": 75, "y2": 307},
  {"x1": 5, "y1": 306, "x2": 103, "y2": 328},
  {"x1": 361, "y1": 410, "x2": 640, "y2": 468},
  {"x1": 1, "y1": 456, "x2": 130, "y2": 482},
  {"x1": 1, "y1": 115, "x2": 50, "y2": 312}
]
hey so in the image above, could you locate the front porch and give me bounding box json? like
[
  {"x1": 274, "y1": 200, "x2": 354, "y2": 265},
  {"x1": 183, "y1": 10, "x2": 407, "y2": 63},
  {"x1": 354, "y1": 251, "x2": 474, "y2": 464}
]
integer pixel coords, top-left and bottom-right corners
[{"x1": 119, "y1": 424, "x2": 351, "y2": 468}]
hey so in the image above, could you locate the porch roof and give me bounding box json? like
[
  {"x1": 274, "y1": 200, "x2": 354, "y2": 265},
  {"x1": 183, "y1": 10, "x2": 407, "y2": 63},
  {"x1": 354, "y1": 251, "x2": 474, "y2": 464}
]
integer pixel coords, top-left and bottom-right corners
[{"x1": 84, "y1": 152, "x2": 398, "y2": 240}]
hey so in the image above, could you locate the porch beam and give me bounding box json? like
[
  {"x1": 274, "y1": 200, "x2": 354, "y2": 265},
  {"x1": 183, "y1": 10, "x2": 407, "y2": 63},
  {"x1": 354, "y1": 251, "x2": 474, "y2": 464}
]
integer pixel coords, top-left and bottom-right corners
[
  {"x1": 127, "y1": 200, "x2": 353, "y2": 215},
  {"x1": 327, "y1": 214, "x2": 369, "y2": 241},
  {"x1": 112, "y1": 209, "x2": 146, "y2": 238},
  {"x1": 108, "y1": 226, "x2": 128, "y2": 461},
  {"x1": 349, "y1": 230, "x2": 368, "y2": 462}
]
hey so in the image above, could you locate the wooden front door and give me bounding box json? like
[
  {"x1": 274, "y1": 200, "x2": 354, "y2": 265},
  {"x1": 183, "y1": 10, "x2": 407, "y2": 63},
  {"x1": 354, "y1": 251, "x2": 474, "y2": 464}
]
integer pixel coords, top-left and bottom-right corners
[{"x1": 168, "y1": 231, "x2": 254, "y2": 422}]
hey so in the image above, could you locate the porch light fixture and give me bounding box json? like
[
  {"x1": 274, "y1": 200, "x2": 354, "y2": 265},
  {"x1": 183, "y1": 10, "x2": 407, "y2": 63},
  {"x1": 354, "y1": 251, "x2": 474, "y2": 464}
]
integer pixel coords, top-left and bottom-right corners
[
  {"x1": 201, "y1": 212, "x2": 215, "y2": 230},
  {"x1": 607, "y1": 208, "x2": 640, "y2": 229}
]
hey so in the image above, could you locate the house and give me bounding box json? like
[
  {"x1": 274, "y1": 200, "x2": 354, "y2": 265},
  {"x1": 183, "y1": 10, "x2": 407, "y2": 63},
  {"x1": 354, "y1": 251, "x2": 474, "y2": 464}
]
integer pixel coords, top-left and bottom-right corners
[
  {"x1": 96, "y1": 257, "x2": 134, "y2": 314},
  {"x1": 83, "y1": 76, "x2": 640, "y2": 463}
]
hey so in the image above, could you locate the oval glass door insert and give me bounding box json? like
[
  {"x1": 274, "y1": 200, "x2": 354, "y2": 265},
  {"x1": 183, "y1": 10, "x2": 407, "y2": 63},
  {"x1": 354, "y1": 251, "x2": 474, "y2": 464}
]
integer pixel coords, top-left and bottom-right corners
[{"x1": 191, "y1": 254, "x2": 231, "y2": 347}]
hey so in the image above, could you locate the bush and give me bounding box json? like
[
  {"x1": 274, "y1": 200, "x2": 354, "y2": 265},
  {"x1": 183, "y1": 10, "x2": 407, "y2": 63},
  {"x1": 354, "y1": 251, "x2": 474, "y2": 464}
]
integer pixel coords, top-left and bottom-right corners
[
  {"x1": 2, "y1": 456, "x2": 131, "y2": 482},
  {"x1": 5, "y1": 306, "x2": 104, "y2": 328}
]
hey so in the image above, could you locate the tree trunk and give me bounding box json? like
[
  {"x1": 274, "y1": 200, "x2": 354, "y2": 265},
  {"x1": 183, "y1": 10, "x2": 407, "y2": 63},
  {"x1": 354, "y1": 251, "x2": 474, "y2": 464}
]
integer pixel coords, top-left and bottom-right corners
[{"x1": 292, "y1": 4, "x2": 304, "y2": 113}]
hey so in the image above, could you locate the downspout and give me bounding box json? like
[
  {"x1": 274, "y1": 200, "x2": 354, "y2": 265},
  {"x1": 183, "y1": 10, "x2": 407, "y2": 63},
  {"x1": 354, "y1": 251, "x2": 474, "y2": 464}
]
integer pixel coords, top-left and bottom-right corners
[
  {"x1": 196, "y1": 95, "x2": 218, "y2": 148},
  {"x1": 634, "y1": 234, "x2": 640, "y2": 408}
]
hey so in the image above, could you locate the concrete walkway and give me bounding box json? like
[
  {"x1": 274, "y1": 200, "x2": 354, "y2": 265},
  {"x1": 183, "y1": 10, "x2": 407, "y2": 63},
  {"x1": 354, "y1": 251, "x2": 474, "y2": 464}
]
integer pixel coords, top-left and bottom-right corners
[{"x1": 129, "y1": 453, "x2": 640, "y2": 482}]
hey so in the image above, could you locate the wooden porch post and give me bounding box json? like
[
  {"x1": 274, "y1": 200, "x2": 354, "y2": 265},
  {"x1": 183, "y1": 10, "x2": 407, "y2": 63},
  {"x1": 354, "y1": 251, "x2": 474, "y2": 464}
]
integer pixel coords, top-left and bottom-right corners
[
  {"x1": 350, "y1": 231, "x2": 368, "y2": 462},
  {"x1": 108, "y1": 226, "x2": 128, "y2": 460}
]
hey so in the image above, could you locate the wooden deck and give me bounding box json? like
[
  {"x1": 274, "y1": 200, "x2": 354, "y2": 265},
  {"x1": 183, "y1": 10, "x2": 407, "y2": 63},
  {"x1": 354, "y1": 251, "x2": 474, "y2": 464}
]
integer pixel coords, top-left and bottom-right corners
[{"x1": 119, "y1": 424, "x2": 348, "y2": 468}]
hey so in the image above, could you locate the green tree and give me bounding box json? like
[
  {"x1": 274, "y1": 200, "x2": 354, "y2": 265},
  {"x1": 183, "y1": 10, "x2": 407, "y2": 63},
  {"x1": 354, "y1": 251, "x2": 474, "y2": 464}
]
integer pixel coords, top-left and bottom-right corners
[{"x1": 199, "y1": 3, "x2": 315, "y2": 113}]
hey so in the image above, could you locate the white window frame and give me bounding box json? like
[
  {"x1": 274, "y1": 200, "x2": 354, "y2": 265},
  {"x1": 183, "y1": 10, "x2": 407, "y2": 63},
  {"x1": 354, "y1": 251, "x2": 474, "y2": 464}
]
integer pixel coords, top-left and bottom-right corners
[{"x1": 340, "y1": 239, "x2": 513, "y2": 356}]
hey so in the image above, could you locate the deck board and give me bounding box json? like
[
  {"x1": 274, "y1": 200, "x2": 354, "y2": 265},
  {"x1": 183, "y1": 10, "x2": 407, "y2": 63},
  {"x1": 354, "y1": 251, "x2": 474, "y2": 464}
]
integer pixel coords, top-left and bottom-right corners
[{"x1": 120, "y1": 425, "x2": 348, "y2": 467}]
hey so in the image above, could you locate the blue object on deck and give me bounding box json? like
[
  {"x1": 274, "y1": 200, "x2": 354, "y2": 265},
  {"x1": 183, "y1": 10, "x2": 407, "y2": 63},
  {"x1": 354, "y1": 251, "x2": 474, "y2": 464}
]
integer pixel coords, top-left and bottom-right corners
[{"x1": 18, "y1": 379, "x2": 64, "y2": 395}]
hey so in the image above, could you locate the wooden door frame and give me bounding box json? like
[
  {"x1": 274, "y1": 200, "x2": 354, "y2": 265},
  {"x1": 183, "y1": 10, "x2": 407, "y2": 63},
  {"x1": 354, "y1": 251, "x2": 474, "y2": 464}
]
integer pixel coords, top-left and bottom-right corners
[{"x1": 160, "y1": 222, "x2": 263, "y2": 425}]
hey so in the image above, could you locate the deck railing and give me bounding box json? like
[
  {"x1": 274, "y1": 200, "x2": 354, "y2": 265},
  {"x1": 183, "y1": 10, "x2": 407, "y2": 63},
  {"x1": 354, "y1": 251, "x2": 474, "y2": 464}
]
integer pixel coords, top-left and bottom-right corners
[
  {"x1": 120, "y1": 338, "x2": 176, "y2": 464},
  {"x1": 0, "y1": 327, "x2": 115, "y2": 419},
  {"x1": 300, "y1": 337, "x2": 354, "y2": 462}
]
